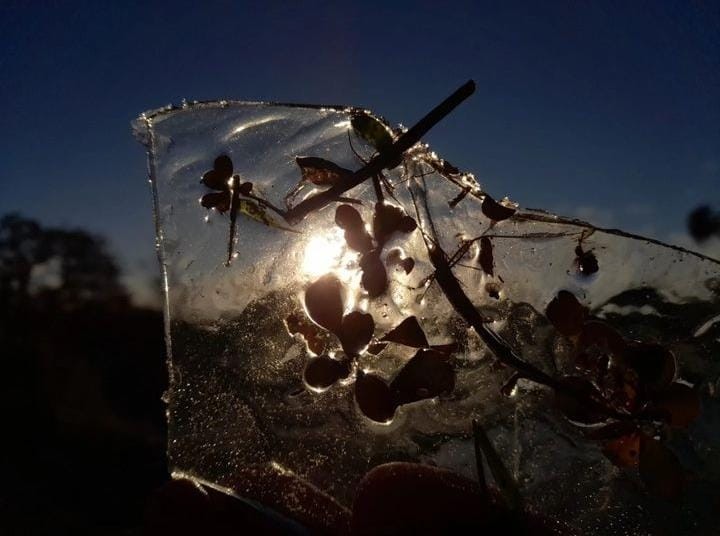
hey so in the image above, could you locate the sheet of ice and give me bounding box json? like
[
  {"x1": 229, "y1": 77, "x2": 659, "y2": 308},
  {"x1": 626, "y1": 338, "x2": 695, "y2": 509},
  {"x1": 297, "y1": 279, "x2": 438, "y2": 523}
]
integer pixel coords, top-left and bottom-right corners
[{"x1": 134, "y1": 100, "x2": 720, "y2": 534}]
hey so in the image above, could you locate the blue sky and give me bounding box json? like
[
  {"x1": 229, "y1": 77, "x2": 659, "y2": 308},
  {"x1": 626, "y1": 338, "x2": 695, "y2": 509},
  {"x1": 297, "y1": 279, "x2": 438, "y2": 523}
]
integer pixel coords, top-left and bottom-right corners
[{"x1": 1, "y1": 1, "x2": 718, "y2": 299}]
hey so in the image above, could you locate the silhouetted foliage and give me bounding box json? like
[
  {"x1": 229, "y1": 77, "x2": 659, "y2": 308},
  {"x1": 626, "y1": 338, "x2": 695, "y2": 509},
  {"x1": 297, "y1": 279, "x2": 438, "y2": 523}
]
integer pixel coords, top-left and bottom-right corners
[{"x1": 0, "y1": 213, "x2": 166, "y2": 534}]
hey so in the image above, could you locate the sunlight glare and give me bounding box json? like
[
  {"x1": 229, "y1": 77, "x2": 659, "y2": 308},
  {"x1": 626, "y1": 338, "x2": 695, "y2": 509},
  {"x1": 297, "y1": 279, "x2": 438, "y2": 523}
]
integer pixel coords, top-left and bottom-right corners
[{"x1": 302, "y1": 229, "x2": 346, "y2": 277}]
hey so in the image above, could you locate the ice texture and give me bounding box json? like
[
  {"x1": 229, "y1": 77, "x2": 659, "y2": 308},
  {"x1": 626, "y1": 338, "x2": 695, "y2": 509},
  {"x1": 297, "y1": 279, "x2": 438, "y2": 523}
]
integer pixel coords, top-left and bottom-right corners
[{"x1": 134, "y1": 100, "x2": 720, "y2": 534}]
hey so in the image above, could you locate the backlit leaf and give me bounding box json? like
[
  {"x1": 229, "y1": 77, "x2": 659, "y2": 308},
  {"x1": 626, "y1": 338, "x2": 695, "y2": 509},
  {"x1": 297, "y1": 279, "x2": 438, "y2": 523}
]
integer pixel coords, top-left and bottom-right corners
[
  {"x1": 305, "y1": 275, "x2": 344, "y2": 334},
  {"x1": 304, "y1": 356, "x2": 351, "y2": 390},
  {"x1": 479, "y1": 237, "x2": 494, "y2": 276},
  {"x1": 546, "y1": 291, "x2": 588, "y2": 336},
  {"x1": 339, "y1": 311, "x2": 375, "y2": 356},
  {"x1": 351, "y1": 111, "x2": 395, "y2": 153},
  {"x1": 380, "y1": 316, "x2": 429, "y2": 348},
  {"x1": 481, "y1": 195, "x2": 516, "y2": 222},
  {"x1": 355, "y1": 371, "x2": 396, "y2": 423},
  {"x1": 296, "y1": 156, "x2": 352, "y2": 186},
  {"x1": 391, "y1": 349, "x2": 455, "y2": 406},
  {"x1": 360, "y1": 250, "x2": 388, "y2": 297}
]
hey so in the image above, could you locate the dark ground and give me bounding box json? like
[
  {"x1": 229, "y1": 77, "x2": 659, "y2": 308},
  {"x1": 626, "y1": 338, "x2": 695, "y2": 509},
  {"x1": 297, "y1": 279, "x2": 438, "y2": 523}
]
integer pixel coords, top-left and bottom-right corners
[{"x1": 0, "y1": 214, "x2": 169, "y2": 535}]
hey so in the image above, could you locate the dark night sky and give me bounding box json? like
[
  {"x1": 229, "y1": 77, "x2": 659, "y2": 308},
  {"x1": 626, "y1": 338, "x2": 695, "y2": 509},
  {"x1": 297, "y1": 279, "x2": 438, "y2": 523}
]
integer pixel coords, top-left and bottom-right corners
[{"x1": 1, "y1": 0, "x2": 718, "y2": 301}]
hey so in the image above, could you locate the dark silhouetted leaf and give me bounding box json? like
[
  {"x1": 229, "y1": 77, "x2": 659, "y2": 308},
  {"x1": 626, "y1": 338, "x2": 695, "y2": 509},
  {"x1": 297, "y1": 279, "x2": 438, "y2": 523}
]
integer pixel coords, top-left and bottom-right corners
[
  {"x1": 296, "y1": 156, "x2": 352, "y2": 186},
  {"x1": 624, "y1": 342, "x2": 676, "y2": 395},
  {"x1": 391, "y1": 349, "x2": 455, "y2": 406},
  {"x1": 355, "y1": 371, "x2": 396, "y2": 423},
  {"x1": 372, "y1": 202, "x2": 416, "y2": 246},
  {"x1": 201, "y1": 155, "x2": 233, "y2": 190},
  {"x1": 335, "y1": 204, "x2": 373, "y2": 253},
  {"x1": 386, "y1": 249, "x2": 414, "y2": 274},
  {"x1": 304, "y1": 356, "x2": 351, "y2": 390},
  {"x1": 351, "y1": 112, "x2": 394, "y2": 153},
  {"x1": 481, "y1": 195, "x2": 516, "y2": 222},
  {"x1": 652, "y1": 382, "x2": 701, "y2": 428},
  {"x1": 380, "y1": 316, "x2": 429, "y2": 348},
  {"x1": 602, "y1": 432, "x2": 641, "y2": 468},
  {"x1": 479, "y1": 237, "x2": 494, "y2": 276},
  {"x1": 285, "y1": 312, "x2": 328, "y2": 355},
  {"x1": 639, "y1": 435, "x2": 685, "y2": 500},
  {"x1": 554, "y1": 376, "x2": 606, "y2": 424},
  {"x1": 360, "y1": 250, "x2": 388, "y2": 297},
  {"x1": 339, "y1": 311, "x2": 375, "y2": 356},
  {"x1": 200, "y1": 192, "x2": 231, "y2": 213},
  {"x1": 575, "y1": 245, "x2": 599, "y2": 276},
  {"x1": 238, "y1": 181, "x2": 253, "y2": 196},
  {"x1": 546, "y1": 291, "x2": 588, "y2": 336},
  {"x1": 485, "y1": 282, "x2": 501, "y2": 299},
  {"x1": 335, "y1": 204, "x2": 364, "y2": 229},
  {"x1": 305, "y1": 274, "x2": 344, "y2": 334}
]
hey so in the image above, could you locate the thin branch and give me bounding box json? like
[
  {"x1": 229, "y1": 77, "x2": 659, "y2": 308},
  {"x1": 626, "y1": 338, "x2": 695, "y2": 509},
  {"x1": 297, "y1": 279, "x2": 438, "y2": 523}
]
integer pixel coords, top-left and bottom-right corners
[{"x1": 284, "y1": 80, "x2": 476, "y2": 225}]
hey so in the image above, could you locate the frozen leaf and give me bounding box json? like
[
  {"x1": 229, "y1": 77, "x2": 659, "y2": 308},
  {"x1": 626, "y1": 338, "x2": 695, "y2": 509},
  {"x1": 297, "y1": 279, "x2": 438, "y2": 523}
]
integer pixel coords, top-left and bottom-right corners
[
  {"x1": 359, "y1": 250, "x2": 388, "y2": 297},
  {"x1": 304, "y1": 356, "x2": 352, "y2": 390},
  {"x1": 372, "y1": 202, "x2": 417, "y2": 247},
  {"x1": 304, "y1": 275, "x2": 344, "y2": 334},
  {"x1": 391, "y1": 349, "x2": 455, "y2": 406},
  {"x1": 481, "y1": 195, "x2": 516, "y2": 222},
  {"x1": 238, "y1": 181, "x2": 253, "y2": 196},
  {"x1": 335, "y1": 204, "x2": 373, "y2": 254},
  {"x1": 238, "y1": 199, "x2": 299, "y2": 233},
  {"x1": 200, "y1": 191, "x2": 230, "y2": 213},
  {"x1": 575, "y1": 245, "x2": 599, "y2": 276},
  {"x1": 479, "y1": 237, "x2": 494, "y2": 276},
  {"x1": 546, "y1": 291, "x2": 588, "y2": 336},
  {"x1": 201, "y1": 154, "x2": 233, "y2": 190},
  {"x1": 639, "y1": 436, "x2": 685, "y2": 500},
  {"x1": 355, "y1": 371, "x2": 396, "y2": 423},
  {"x1": 296, "y1": 156, "x2": 352, "y2": 186},
  {"x1": 485, "y1": 282, "x2": 501, "y2": 299},
  {"x1": 339, "y1": 311, "x2": 375, "y2": 356},
  {"x1": 351, "y1": 111, "x2": 394, "y2": 153},
  {"x1": 380, "y1": 316, "x2": 429, "y2": 348}
]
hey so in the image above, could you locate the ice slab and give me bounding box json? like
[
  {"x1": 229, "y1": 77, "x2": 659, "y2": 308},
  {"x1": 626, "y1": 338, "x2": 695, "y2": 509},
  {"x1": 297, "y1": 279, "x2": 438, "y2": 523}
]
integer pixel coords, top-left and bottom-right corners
[{"x1": 134, "y1": 97, "x2": 720, "y2": 534}]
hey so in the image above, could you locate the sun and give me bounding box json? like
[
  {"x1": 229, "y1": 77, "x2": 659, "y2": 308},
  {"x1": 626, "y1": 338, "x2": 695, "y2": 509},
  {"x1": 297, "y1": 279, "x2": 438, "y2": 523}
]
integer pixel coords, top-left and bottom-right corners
[{"x1": 302, "y1": 228, "x2": 347, "y2": 278}]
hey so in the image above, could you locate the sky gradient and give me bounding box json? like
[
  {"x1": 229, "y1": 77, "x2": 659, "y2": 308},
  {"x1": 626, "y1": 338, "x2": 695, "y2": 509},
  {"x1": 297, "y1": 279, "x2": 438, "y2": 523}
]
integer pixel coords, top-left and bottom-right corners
[{"x1": 1, "y1": 0, "x2": 718, "y2": 301}]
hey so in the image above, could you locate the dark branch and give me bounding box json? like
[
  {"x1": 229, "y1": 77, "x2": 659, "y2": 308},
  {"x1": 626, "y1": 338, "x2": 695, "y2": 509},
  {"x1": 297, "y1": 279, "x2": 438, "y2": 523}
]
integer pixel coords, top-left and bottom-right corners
[{"x1": 284, "y1": 80, "x2": 476, "y2": 224}]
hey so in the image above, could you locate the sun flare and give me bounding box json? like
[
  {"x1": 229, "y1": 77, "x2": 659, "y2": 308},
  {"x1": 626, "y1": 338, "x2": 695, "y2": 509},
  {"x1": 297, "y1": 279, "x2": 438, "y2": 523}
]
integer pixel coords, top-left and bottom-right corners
[{"x1": 302, "y1": 229, "x2": 347, "y2": 277}]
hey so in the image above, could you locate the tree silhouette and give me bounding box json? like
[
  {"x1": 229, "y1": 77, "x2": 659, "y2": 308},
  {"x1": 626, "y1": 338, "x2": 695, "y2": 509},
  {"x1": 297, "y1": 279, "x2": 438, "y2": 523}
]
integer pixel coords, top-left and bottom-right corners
[{"x1": 0, "y1": 213, "x2": 128, "y2": 310}]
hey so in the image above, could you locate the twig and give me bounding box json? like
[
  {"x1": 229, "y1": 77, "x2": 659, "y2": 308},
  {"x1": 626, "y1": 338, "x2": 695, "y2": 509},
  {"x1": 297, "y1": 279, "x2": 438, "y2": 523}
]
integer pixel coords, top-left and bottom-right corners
[{"x1": 284, "y1": 80, "x2": 476, "y2": 225}]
